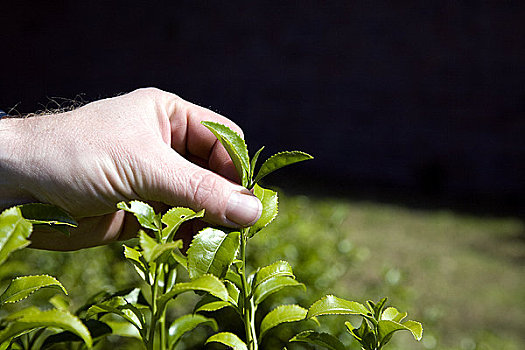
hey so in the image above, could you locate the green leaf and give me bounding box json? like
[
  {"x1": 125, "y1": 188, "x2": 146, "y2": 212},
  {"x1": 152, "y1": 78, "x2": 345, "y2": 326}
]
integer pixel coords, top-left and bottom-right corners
[
  {"x1": 162, "y1": 207, "x2": 204, "y2": 242},
  {"x1": 381, "y1": 307, "x2": 407, "y2": 323},
  {"x1": 158, "y1": 274, "x2": 228, "y2": 309},
  {"x1": 254, "y1": 151, "x2": 313, "y2": 184},
  {"x1": 378, "y1": 320, "x2": 423, "y2": 343},
  {"x1": 187, "y1": 228, "x2": 240, "y2": 280},
  {"x1": 195, "y1": 299, "x2": 231, "y2": 313},
  {"x1": 248, "y1": 185, "x2": 278, "y2": 237},
  {"x1": 49, "y1": 294, "x2": 70, "y2": 311},
  {"x1": 224, "y1": 280, "x2": 240, "y2": 306},
  {"x1": 250, "y1": 146, "x2": 265, "y2": 182},
  {"x1": 205, "y1": 332, "x2": 247, "y2": 350},
  {"x1": 0, "y1": 207, "x2": 32, "y2": 266},
  {"x1": 168, "y1": 314, "x2": 218, "y2": 349},
  {"x1": 138, "y1": 230, "x2": 157, "y2": 262},
  {"x1": 86, "y1": 296, "x2": 144, "y2": 331},
  {"x1": 368, "y1": 297, "x2": 388, "y2": 320},
  {"x1": 346, "y1": 320, "x2": 376, "y2": 348},
  {"x1": 260, "y1": 304, "x2": 307, "y2": 338},
  {"x1": 42, "y1": 319, "x2": 112, "y2": 347},
  {"x1": 201, "y1": 121, "x2": 250, "y2": 186},
  {"x1": 0, "y1": 309, "x2": 92, "y2": 348},
  {"x1": 307, "y1": 295, "x2": 369, "y2": 319},
  {"x1": 0, "y1": 275, "x2": 67, "y2": 304},
  {"x1": 103, "y1": 320, "x2": 141, "y2": 339},
  {"x1": 117, "y1": 201, "x2": 156, "y2": 230},
  {"x1": 254, "y1": 260, "x2": 294, "y2": 288},
  {"x1": 18, "y1": 203, "x2": 77, "y2": 235},
  {"x1": 253, "y1": 276, "x2": 304, "y2": 305},
  {"x1": 123, "y1": 245, "x2": 149, "y2": 282},
  {"x1": 290, "y1": 330, "x2": 346, "y2": 350}
]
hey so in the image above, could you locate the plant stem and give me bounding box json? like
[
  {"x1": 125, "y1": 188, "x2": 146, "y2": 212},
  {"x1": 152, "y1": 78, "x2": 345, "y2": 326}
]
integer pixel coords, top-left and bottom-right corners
[
  {"x1": 240, "y1": 228, "x2": 258, "y2": 350},
  {"x1": 147, "y1": 264, "x2": 161, "y2": 350}
]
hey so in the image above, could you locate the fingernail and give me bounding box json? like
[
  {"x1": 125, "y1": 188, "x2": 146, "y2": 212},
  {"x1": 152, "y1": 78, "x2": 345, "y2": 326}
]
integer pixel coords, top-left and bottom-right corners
[{"x1": 226, "y1": 190, "x2": 262, "y2": 227}]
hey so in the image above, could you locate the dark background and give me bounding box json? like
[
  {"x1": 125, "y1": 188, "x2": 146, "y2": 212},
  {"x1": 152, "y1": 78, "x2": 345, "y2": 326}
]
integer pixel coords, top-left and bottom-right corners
[{"x1": 1, "y1": 1, "x2": 524, "y2": 216}]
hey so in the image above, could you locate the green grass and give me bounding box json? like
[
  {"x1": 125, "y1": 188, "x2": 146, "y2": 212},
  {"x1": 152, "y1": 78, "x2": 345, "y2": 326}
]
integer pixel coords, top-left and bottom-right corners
[{"x1": 3, "y1": 193, "x2": 524, "y2": 349}]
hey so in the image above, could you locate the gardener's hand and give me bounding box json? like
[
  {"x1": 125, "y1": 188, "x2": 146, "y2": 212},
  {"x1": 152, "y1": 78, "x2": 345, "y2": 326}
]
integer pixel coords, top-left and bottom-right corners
[{"x1": 0, "y1": 88, "x2": 262, "y2": 250}]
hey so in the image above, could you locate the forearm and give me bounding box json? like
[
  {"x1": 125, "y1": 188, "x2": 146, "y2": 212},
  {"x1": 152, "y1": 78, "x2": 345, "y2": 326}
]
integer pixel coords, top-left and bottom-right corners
[{"x1": 0, "y1": 117, "x2": 36, "y2": 209}]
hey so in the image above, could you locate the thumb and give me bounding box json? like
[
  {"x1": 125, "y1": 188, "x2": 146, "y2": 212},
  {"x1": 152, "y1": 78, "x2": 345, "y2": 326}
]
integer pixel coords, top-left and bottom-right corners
[{"x1": 142, "y1": 147, "x2": 262, "y2": 228}]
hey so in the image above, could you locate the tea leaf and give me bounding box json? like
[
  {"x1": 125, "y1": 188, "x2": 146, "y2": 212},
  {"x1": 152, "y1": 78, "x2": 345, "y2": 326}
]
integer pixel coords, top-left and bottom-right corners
[
  {"x1": 307, "y1": 295, "x2": 369, "y2": 319},
  {"x1": 378, "y1": 320, "x2": 423, "y2": 343},
  {"x1": 0, "y1": 309, "x2": 92, "y2": 348},
  {"x1": 260, "y1": 304, "x2": 307, "y2": 338},
  {"x1": 248, "y1": 185, "x2": 278, "y2": 237},
  {"x1": 187, "y1": 228, "x2": 240, "y2": 280},
  {"x1": 253, "y1": 276, "x2": 304, "y2": 305},
  {"x1": 18, "y1": 203, "x2": 77, "y2": 235},
  {"x1": 162, "y1": 208, "x2": 204, "y2": 242},
  {"x1": 0, "y1": 207, "x2": 32, "y2": 265},
  {"x1": 0, "y1": 275, "x2": 67, "y2": 304},
  {"x1": 86, "y1": 296, "x2": 144, "y2": 331},
  {"x1": 254, "y1": 151, "x2": 313, "y2": 184},
  {"x1": 168, "y1": 314, "x2": 218, "y2": 349},
  {"x1": 381, "y1": 307, "x2": 407, "y2": 323},
  {"x1": 250, "y1": 146, "x2": 265, "y2": 182},
  {"x1": 225, "y1": 280, "x2": 240, "y2": 306},
  {"x1": 42, "y1": 319, "x2": 112, "y2": 347},
  {"x1": 158, "y1": 274, "x2": 229, "y2": 308},
  {"x1": 139, "y1": 230, "x2": 158, "y2": 262},
  {"x1": 254, "y1": 260, "x2": 294, "y2": 287},
  {"x1": 195, "y1": 299, "x2": 231, "y2": 313},
  {"x1": 202, "y1": 121, "x2": 250, "y2": 186},
  {"x1": 117, "y1": 201, "x2": 157, "y2": 231},
  {"x1": 290, "y1": 330, "x2": 346, "y2": 350},
  {"x1": 123, "y1": 245, "x2": 149, "y2": 282},
  {"x1": 205, "y1": 332, "x2": 247, "y2": 350}
]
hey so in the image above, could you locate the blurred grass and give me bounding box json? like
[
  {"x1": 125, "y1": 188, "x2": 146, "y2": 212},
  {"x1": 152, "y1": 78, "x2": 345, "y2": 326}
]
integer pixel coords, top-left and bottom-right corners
[{"x1": 2, "y1": 192, "x2": 524, "y2": 350}]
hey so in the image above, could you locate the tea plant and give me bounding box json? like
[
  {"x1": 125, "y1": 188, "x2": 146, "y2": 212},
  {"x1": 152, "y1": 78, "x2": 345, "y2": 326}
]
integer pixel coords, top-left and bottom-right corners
[
  {"x1": 92, "y1": 121, "x2": 422, "y2": 349},
  {"x1": 0, "y1": 204, "x2": 93, "y2": 349}
]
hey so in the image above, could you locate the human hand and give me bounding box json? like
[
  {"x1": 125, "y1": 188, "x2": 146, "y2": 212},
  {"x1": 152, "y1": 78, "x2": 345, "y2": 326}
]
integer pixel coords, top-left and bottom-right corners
[{"x1": 0, "y1": 88, "x2": 262, "y2": 250}]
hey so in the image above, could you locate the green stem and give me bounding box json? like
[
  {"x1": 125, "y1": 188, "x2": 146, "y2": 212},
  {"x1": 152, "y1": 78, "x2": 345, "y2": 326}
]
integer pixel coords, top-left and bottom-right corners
[
  {"x1": 147, "y1": 264, "x2": 161, "y2": 350},
  {"x1": 239, "y1": 228, "x2": 258, "y2": 350}
]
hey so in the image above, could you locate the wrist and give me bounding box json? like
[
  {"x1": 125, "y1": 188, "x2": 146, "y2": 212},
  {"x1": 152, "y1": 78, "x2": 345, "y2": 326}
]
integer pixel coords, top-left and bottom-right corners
[{"x1": 0, "y1": 117, "x2": 36, "y2": 209}]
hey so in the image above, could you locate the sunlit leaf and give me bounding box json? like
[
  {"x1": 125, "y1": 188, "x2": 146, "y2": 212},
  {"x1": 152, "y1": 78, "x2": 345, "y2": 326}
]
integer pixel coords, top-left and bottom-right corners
[
  {"x1": 162, "y1": 207, "x2": 204, "y2": 242},
  {"x1": 205, "y1": 332, "x2": 247, "y2": 350},
  {"x1": 86, "y1": 296, "x2": 144, "y2": 331},
  {"x1": 168, "y1": 314, "x2": 218, "y2": 349},
  {"x1": 290, "y1": 330, "x2": 346, "y2": 350},
  {"x1": 103, "y1": 319, "x2": 141, "y2": 339},
  {"x1": 194, "y1": 298, "x2": 231, "y2": 313},
  {"x1": 42, "y1": 319, "x2": 111, "y2": 347},
  {"x1": 250, "y1": 146, "x2": 265, "y2": 183},
  {"x1": 254, "y1": 151, "x2": 313, "y2": 184},
  {"x1": 253, "y1": 276, "x2": 304, "y2": 305},
  {"x1": 378, "y1": 319, "x2": 423, "y2": 344},
  {"x1": 381, "y1": 307, "x2": 407, "y2": 323},
  {"x1": 248, "y1": 185, "x2": 278, "y2": 237},
  {"x1": 117, "y1": 201, "x2": 156, "y2": 230},
  {"x1": 307, "y1": 295, "x2": 369, "y2": 319},
  {"x1": 123, "y1": 245, "x2": 149, "y2": 282},
  {"x1": 260, "y1": 304, "x2": 307, "y2": 338},
  {"x1": 202, "y1": 121, "x2": 250, "y2": 186},
  {"x1": 254, "y1": 260, "x2": 294, "y2": 288},
  {"x1": 0, "y1": 207, "x2": 32, "y2": 265},
  {"x1": 187, "y1": 228, "x2": 240, "y2": 279},
  {"x1": 0, "y1": 309, "x2": 92, "y2": 348},
  {"x1": 0, "y1": 275, "x2": 67, "y2": 304},
  {"x1": 158, "y1": 274, "x2": 228, "y2": 309}
]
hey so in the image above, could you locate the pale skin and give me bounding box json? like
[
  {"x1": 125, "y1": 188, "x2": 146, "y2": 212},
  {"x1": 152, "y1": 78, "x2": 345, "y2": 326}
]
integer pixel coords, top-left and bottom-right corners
[{"x1": 0, "y1": 88, "x2": 262, "y2": 250}]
